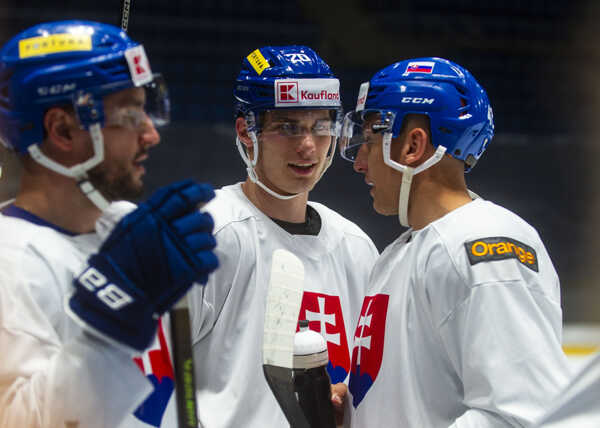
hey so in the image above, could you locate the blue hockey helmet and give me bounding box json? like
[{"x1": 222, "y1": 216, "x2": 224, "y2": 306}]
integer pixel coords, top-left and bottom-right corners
[
  {"x1": 340, "y1": 57, "x2": 493, "y2": 172},
  {"x1": 340, "y1": 57, "x2": 494, "y2": 227},
  {"x1": 234, "y1": 45, "x2": 341, "y2": 126},
  {"x1": 0, "y1": 20, "x2": 169, "y2": 155}
]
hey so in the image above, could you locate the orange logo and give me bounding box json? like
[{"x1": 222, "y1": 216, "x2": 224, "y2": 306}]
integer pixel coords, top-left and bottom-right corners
[{"x1": 465, "y1": 237, "x2": 538, "y2": 272}]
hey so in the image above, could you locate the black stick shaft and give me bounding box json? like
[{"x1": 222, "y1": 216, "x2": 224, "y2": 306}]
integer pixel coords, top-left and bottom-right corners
[
  {"x1": 119, "y1": 0, "x2": 132, "y2": 31},
  {"x1": 119, "y1": 8, "x2": 198, "y2": 427},
  {"x1": 170, "y1": 297, "x2": 198, "y2": 428}
]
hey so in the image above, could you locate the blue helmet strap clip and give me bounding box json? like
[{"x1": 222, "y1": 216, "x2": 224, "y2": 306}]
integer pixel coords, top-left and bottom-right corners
[{"x1": 74, "y1": 90, "x2": 105, "y2": 130}]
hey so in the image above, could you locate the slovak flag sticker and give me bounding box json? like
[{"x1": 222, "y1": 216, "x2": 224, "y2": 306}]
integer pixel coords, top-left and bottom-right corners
[
  {"x1": 348, "y1": 294, "x2": 389, "y2": 408},
  {"x1": 298, "y1": 292, "x2": 351, "y2": 384},
  {"x1": 404, "y1": 61, "x2": 435, "y2": 75}
]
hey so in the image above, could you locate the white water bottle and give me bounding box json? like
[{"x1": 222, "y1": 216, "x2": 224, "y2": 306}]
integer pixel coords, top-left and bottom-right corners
[{"x1": 292, "y1": 320, "x2": 336, "y2": 428}]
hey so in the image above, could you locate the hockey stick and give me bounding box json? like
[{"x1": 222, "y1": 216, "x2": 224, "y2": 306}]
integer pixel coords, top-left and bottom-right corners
[
  {"x1": 118, "y1": 4, "x2": 198, "y2": 427},
  {"x1": 119, "y1": 0, "x2": 132, "y2": 32},
  {"x1": 263, "y1": 249, "x2": 310, "y2": 428},
  {"x1": 169, "y1": 296, "x2": 198, "y2": 428}
]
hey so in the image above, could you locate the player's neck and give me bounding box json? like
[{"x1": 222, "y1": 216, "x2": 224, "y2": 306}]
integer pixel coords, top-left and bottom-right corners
[
  {"x1": 242, "y1": 179, "x2": 309, "y2": 223},
  {"x1": 14, "y1": 170, "x2": 102, "y2": 234},
  {"x1": 408, "y1": 177, "x2": 472, "y2": 230}
]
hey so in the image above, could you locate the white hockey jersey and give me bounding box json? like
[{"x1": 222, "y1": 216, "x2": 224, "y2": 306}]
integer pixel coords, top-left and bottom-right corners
[
  {"x1": 346, "y1": 199, "x2": 571, "y2": 428},
  {"x1": 534, "y1": 352, "x2": 600, "y2": 427},
  {"x1": 189, "y1": 183, "x2": 378, "y2": 428},
  {"x1": 0, "y1": 203, "x2": 178, "y2": 428}
]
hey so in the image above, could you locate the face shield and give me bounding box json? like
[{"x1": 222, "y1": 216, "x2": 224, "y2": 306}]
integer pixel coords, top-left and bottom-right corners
[
  {"x1": 339, "y1": 109, "x2": 396, "y2": 162},
  {"x1": 141, "y1": 74, "x2": 170, "y2": 128},
  {"x1": 74, "y1": 73, "x2": 170, "y2": 131},
  {"x1": 259, "y1": 109, "x2": 340, "y2": 139}
]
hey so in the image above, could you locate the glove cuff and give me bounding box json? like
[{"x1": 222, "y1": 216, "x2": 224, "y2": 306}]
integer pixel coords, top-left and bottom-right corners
[{"x1": 68, "y1": 255, "x2": 157, "y2": 351}]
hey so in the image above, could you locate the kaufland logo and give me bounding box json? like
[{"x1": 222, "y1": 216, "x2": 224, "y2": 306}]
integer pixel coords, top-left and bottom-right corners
[
  {"x1": 274, "y1": 78, "x2": 341, "y2": 107},
  {"x1": 276, "y1": 81, "x2": 298, "y2": 103},
  {"x1": 301, "y1": 90, "x2": 340, "y2": 102}
]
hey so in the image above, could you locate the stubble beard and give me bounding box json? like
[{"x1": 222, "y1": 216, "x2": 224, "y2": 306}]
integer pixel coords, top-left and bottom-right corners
[{"x1": 87, "y1": 164, "x2": 144, "y2": 202}]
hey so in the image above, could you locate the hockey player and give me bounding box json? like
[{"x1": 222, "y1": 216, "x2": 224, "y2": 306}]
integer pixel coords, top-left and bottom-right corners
[
  {"x1": 339, "y1": 57, "x2": 571, "y2": 427},
  {"x1": 188, "y1": 46, "x2": 379, "y2": 427},
  {"x1": 0, "y1": 21, "x2": 218, "y2": 428}
]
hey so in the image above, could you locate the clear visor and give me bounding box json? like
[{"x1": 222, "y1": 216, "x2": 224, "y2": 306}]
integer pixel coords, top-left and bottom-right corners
[
  {"x1": 144, "y1": 74, "x2": 170, "y2": 127},
  {"x1": 251, "y1": 109, "x2": 342, "y2": 138},
  {"x1": 339, "y1": 109, "x2": 396, "y2": 161},
  {"x1": 74, "y1": 73, "x2": 170, "y2": 131}
]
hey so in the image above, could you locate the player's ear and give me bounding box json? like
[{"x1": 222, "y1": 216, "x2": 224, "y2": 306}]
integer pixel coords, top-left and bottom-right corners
[
  {"x1": 400, "y1": 127, "x2": 428, "y2": 166},
  {"x1": 235, "y1": 116, "x2": 253, "y2": 149},
  {"x1": 43, "y1": 107, "x2": 76, "y2": 152}
]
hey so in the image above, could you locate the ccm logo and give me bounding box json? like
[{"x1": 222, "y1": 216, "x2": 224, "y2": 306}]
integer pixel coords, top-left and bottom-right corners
[
  {"x1": 401, "y1": 97, "x2": 435, "y2": 104},
  {"x1": 78, "y1": 267, "x2": 134, "y2": 310}
]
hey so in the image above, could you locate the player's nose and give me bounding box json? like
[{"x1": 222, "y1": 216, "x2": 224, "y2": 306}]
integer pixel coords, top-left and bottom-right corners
[
  {"x1": 353, "y1": 144, "x2": 368, "y2": 174},
  {"x1": 139, "y1": 114, "x2": 160, "y2": 148},
  {"x1": 296, "y1": 133, "x2": 317, "y2": 156}
]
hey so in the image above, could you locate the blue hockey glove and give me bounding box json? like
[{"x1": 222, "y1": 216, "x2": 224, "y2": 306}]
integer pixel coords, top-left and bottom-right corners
[{"x1": 68, "y1": 180, "x2": 219, "y2": 351}]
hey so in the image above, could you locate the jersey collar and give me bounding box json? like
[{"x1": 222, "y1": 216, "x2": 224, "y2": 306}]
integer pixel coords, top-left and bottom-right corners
[{"x1": 1, "y1": 204, "x2": 78, "y2": 236}]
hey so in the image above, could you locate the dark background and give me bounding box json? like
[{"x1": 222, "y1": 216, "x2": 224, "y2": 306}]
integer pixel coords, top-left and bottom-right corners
[{"x1": 1, "y1": 0, "x2": 598, "y2": 321}]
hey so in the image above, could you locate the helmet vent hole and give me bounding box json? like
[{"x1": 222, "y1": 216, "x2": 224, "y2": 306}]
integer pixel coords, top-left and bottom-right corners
[
  {"x1": 454, "y1": 148, "x2": 461, "y2": 156},
  {"x1": 97, "y1": 62, "x2": 127, "y2": 77},
  {"x1": 439, "y1": 126, "x2": 452, "y2": 134},
  {"x1": 0, "y1": 85, "x2": 9, "y2": 109},
  {"x1": 459, "y1": 97, "x2": 469, "y2": 117}
]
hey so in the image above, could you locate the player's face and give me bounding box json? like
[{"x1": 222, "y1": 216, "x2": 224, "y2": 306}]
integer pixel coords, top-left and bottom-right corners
[
  {"x1": 87, "y1": 87, "x2": 160, "y2": 201},
  {"x1": 353, "y1": 127, "x2": 402, "y2": 215},
  {"x1": 255, "y1": 109, "x2": 334, "y2": 196}
]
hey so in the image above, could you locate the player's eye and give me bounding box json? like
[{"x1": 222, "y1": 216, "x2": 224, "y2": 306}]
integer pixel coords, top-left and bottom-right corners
[
  {"x1": 106, "y1": 108, "x2": 147, "y2": 130},
  {"x1": 276, "y1": 122, "x2": 302, "y2": 136},
  {"x1": 312, "y1": 120, "x2": 333, "y2": 136}
]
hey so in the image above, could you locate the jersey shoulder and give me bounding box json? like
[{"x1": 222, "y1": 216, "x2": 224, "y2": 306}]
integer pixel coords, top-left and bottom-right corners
[
  {"x1": 203, "y1": 183, "x2": 257, "y2": 233},
  {"x1": 0, "y1": 215, "x2": 84, "y2": 328},
  {"x1": 308, "y1": 201, "x2": 378, "y2": 255},
  {"x1": 412, "y1": 199, "x2": 559, "y2": 329},
  {"x1": 424, "y1": 199, "x2": 555, "y2": 290}
]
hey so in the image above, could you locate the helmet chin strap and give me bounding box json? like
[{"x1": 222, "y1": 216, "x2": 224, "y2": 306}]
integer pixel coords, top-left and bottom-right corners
[
  {"x1": 27, "y1": 122, "x2": 110, "y2": 210},
  {"x1": 235, "y1": 110, "x2": 339, "y2": 201},
  {"x1": 235, "y1": 132, "x2": 300, "y2": 201},
  {"x1": 381, "y1": 132, "x2": 447, "y2": 227}
]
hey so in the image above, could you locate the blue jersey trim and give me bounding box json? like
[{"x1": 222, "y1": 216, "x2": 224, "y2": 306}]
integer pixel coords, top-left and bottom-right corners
[{"x1": 1, "y1": 204, "x2": 78, "y2": 236}]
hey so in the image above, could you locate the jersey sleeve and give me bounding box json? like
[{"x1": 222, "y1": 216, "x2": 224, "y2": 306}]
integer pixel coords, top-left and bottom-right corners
[
  {"x1": 426, "y1": 238, "x2": 571, "y2": 427},
  {"x1": 0, "y1": 249, "x2": 152, "y2": 428},
  {"x1": 532, "y1": 353, "x2": 600, "y2": 427}
]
